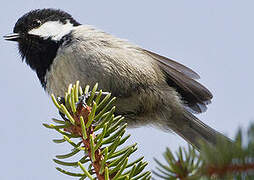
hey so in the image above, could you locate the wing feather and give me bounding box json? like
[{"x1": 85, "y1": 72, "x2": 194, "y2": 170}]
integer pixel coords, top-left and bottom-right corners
[
  {"x1": 143, "y1": 49, "x2": 200, "y2": 79},
  {"x1": 143, "y1": 49, "x2": 213, "y2": 113}
]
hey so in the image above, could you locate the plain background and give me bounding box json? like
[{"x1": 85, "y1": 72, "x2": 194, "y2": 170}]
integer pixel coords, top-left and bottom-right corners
[{"x1": 1, "y1": 1, "x2": 254, "y2": 179}]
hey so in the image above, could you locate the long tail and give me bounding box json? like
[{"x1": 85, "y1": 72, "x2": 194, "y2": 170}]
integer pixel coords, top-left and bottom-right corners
[{"x1": 170, "y1": 111, "x2": 229, "y2": 150}]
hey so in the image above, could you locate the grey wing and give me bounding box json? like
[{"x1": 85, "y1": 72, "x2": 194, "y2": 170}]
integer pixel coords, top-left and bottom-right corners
[
  {"x1": 143, "y1": 49, "x2": 200, "y2": 79},
  {"x1": 143, "y1": 50, "x2": 213, "y2": 114}
]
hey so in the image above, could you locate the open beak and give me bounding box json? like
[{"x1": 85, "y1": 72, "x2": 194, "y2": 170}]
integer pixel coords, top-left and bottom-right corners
[{"x1": 3, "y1": 33, "x2": 20, "y2": 41}]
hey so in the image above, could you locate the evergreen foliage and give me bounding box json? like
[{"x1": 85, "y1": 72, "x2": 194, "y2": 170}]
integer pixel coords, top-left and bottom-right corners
[
  {"x1": 154, "y1": 125, "x2": 254, "y2": 179},
  {"x1": 44, "y1": 81, "x2": 151, "y2": 180}
]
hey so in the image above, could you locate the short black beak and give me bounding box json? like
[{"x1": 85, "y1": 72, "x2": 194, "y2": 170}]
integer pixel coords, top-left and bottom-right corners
[{"x1": 3, "y1": 33, "x2": 20, "y2": 41}]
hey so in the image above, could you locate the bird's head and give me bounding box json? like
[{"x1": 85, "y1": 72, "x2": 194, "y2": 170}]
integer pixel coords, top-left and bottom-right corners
[
  {"x1": 4, "y1": 8, "x2": 80, "y2": 60},
  {"x1": 4, "y1": 9, "x2": 80, "y2": 86}
]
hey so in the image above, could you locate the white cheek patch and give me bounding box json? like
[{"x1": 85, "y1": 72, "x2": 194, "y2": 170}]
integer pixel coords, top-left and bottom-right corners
[{"x1": 28, "y1": 20, "x2": 75, "y2": 41}]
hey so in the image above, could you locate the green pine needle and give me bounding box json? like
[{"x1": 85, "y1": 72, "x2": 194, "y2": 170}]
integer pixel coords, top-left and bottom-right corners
[
  {"x1": 56, "y1": 148, "x2": 80, "y2": 159},
  {"x1": 78, "y1": 162, "x2": 94, "y2": 180},
  {"x1": 56, "y1": 167, "x2": 85, "y2": 177}
]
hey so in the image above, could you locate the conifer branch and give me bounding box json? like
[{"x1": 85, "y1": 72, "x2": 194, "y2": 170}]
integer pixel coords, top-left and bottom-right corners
[
  {"x1": 154, "y1": 124, "x2": 254, "y2": 179},
  {"x1": 44, "y1": 81, "x2": 151, "y2": 180}
]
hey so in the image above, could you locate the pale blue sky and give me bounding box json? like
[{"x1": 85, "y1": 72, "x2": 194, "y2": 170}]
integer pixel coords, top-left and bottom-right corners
[{"x1": 1, "y1": 1, "x2": 254, "y2": 179}]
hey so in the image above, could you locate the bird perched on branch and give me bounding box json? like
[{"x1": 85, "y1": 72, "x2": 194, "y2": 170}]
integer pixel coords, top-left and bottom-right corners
[{"x1": 4, "y1": 8, "x2": 227, "y2": 149}]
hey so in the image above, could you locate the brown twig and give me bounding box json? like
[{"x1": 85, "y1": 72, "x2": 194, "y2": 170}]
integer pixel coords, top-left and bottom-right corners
[
  {"x1": 206, "y1": 163, "x2": 254, "y2": 177},
  {"x1": 174, "y1": 160, "x2": 189, "y2": 180},
  {"x1": 64, "y1": 103, "x2": 107, "y2": 180}
]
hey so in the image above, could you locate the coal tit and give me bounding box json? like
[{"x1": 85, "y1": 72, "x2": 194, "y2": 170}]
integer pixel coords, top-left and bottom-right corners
[{"x1": 4, "y1": 8, "x2": 226, "y2": 148}]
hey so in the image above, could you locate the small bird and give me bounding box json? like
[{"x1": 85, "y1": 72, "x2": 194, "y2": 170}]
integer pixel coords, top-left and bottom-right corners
[{"x1": 4, "y1": 8, "x2": 225, "y2": 149}]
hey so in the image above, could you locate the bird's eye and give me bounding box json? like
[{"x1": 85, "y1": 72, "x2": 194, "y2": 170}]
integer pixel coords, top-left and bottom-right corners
[{"x1": 32, "y1": 19, "x2": 42, "y2": 27}]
